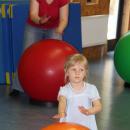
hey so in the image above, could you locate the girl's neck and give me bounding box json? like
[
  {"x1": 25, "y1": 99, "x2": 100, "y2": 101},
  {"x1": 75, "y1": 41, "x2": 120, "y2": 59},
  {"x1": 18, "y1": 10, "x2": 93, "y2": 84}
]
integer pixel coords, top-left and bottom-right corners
[{"x1": 70, "y1": 81, "x2": 84, "y2": 91}]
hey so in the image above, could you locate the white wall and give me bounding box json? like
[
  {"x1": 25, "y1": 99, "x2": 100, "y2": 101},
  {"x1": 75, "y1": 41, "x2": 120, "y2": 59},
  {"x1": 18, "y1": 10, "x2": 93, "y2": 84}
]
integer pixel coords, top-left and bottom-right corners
[{"x1": 81, "y1": 15, "x2": 109, "y2": 48}]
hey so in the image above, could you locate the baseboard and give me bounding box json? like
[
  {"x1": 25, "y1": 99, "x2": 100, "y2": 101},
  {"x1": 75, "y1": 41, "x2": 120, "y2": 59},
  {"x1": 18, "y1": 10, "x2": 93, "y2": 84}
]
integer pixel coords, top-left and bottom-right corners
[{"x1": 82, "y1": 44, "x2": 107, "y2": 60}]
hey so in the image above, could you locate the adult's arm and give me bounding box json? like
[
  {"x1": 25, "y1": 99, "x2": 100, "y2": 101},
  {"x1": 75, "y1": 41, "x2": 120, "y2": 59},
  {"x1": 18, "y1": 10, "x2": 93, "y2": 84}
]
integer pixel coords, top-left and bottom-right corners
[
  {"x1": 29, "y1": 0, "x2": 41, "y2": 24},
  {"x1": 56, "y1": 3, "x2": 69, "y2": 34}
]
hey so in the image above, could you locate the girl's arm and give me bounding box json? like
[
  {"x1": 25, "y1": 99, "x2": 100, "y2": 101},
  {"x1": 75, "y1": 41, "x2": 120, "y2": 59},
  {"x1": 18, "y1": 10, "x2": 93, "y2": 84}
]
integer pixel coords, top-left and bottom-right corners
[
  {"x1": 79, "y1": 99, "x2": 102, "y2": 115},
  {"x1": 56, "y1": 3, "x2": 69, "y2": 34},
  {"x1": 53, "y1": 95, "x2": 67, "y2": 118},
  {"x1": 58, "y1": 95, "x2": 67, "y2": 117}
]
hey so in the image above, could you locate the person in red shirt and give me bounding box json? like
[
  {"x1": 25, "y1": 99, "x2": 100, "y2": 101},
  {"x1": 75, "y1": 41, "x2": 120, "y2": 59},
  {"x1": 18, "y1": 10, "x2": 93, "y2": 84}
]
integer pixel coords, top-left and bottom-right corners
[
  {"x1": 29, "y1": 0, "x2": 69, "y2": 32},
  {"x1": 24, "y1": 0, "x2": 69, "y2": 48},
  {"x1": 10, "y1": 0, "x2": 69, "y2": 95}
]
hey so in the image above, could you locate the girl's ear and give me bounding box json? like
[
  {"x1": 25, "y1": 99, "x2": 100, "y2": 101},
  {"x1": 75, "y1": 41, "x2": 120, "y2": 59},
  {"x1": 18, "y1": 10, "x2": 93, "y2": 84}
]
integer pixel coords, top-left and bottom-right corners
[{"x1": 64, "y1": 70, "x2": 69, "y2": 83}]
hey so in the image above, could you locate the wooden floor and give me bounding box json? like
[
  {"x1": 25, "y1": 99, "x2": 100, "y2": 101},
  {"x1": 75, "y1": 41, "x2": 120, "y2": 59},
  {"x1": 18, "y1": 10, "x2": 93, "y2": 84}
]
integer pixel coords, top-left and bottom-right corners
[{"x1": 0, "y1": 51, "x2": 130, "y2": 130}]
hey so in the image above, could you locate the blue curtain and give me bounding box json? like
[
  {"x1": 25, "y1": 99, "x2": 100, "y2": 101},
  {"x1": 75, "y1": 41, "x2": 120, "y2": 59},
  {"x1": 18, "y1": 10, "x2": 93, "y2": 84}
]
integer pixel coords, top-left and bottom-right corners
[{"x1": 0, "y1": 1, "x2": 82, "y2": 84}]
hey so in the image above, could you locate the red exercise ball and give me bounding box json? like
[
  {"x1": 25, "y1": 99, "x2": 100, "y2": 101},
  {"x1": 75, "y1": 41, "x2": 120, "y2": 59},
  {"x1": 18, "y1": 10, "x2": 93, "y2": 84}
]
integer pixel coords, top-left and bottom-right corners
[
  {"x1": 40, "y1": 122, "x2": 89, "y2": 130},
  {"x1": 18, "y1": 39, "x2": 78, "y2": 101}
]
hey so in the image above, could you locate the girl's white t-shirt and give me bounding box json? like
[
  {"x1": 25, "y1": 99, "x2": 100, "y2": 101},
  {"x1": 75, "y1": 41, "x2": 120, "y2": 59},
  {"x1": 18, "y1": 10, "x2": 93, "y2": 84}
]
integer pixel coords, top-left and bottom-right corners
[{"x1": 58, "y1": 82, "x2": 101, "y2": 130}]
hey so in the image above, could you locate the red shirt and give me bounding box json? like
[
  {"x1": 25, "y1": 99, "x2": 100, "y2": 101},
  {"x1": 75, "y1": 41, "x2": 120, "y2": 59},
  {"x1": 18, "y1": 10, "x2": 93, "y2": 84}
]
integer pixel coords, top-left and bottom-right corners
[{"x1": 27, "y1": 0, "x2": 69, "y2": 29}]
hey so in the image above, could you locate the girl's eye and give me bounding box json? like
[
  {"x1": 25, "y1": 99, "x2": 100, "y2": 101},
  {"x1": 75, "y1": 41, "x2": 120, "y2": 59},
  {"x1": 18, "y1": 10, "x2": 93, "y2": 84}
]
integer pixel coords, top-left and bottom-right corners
[
  {"x1": 80, "y1": 69, "x2": 84, "y2": 71},
  {"x1": 81, "y1": 68, "x2": 85, "y2": 71},
  {"x1": 70, "y1": 68, "x2": 84, "y2": 72},
  {"x1": 69, "y1": 68, "x2": 76, "y2": 72},
  {"x1": 72, "y1": 68, "x2": 76, "y2": 71}
]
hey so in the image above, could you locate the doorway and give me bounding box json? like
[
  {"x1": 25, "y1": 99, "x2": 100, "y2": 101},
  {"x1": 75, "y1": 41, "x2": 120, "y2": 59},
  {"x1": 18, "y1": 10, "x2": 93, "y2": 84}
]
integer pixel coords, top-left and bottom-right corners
[{"x1": 107, "y1": 0, "x2": 120, "y2": 51}]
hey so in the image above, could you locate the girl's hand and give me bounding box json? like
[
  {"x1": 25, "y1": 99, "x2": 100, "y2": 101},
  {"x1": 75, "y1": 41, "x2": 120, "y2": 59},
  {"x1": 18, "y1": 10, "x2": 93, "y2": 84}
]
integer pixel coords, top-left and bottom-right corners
[
  {"x1": 78, "y1": 106, "x2": 93, "y2": 115},
  {"x1": 52, "y1": 113, "x2": 66, "y2": 119},
  {"x1": 52, "y1": 114, "x2": 61, "y2": 119}
]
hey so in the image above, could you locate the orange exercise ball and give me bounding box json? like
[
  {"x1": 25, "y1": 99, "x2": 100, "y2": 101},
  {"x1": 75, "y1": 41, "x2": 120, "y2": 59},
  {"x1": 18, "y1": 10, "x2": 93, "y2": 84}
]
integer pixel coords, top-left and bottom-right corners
[
  {"x1": 40, "y1": 122, "x2": 90, "y2": 130},
  {"x1": 18, "y1": 39, "x2": 78, "y2": 102}
]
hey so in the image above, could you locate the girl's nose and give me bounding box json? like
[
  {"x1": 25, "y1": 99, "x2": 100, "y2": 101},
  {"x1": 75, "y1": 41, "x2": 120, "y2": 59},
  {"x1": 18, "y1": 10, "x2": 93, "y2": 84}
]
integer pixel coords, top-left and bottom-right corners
[{"x1": 75, "y1": 70, "x2": 80, "y2": 74}]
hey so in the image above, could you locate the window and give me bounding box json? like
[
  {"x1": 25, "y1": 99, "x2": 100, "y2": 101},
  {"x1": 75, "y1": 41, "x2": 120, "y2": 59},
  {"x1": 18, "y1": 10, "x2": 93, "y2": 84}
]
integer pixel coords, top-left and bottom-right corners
[{"x1": 86, "y1": 0, "x2": 99, "y2": 5}]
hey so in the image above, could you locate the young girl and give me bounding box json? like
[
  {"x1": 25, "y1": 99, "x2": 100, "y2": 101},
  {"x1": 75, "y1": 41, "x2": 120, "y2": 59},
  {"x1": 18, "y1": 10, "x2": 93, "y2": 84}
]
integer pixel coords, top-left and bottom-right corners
[{"x1": 53, "y1": 54, "x2": 102, "y2": 130}]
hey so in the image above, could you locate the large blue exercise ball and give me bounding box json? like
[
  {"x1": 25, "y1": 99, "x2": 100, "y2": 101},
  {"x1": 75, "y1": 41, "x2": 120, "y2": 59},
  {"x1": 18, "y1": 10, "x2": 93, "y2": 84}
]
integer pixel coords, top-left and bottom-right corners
[
  {"x1": 18, "y1": 39, "x2": 78, "y2": 102},
  {"x1": 114, "y1": 31, "x2": 130, "y2": 83}
]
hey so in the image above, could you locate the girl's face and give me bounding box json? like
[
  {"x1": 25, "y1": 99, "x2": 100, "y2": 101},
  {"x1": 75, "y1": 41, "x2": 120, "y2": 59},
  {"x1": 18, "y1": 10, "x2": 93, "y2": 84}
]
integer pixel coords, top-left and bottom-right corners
[{"x1": 66, "y1": 62, "x2": 86, "y2": 84}]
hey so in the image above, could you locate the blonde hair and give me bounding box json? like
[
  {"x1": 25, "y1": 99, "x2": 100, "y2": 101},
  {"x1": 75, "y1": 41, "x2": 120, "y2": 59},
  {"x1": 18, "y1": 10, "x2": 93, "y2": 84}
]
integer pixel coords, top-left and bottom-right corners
[{"x1": 64, "y1": 53, "x2": 88, "y2": 83}]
